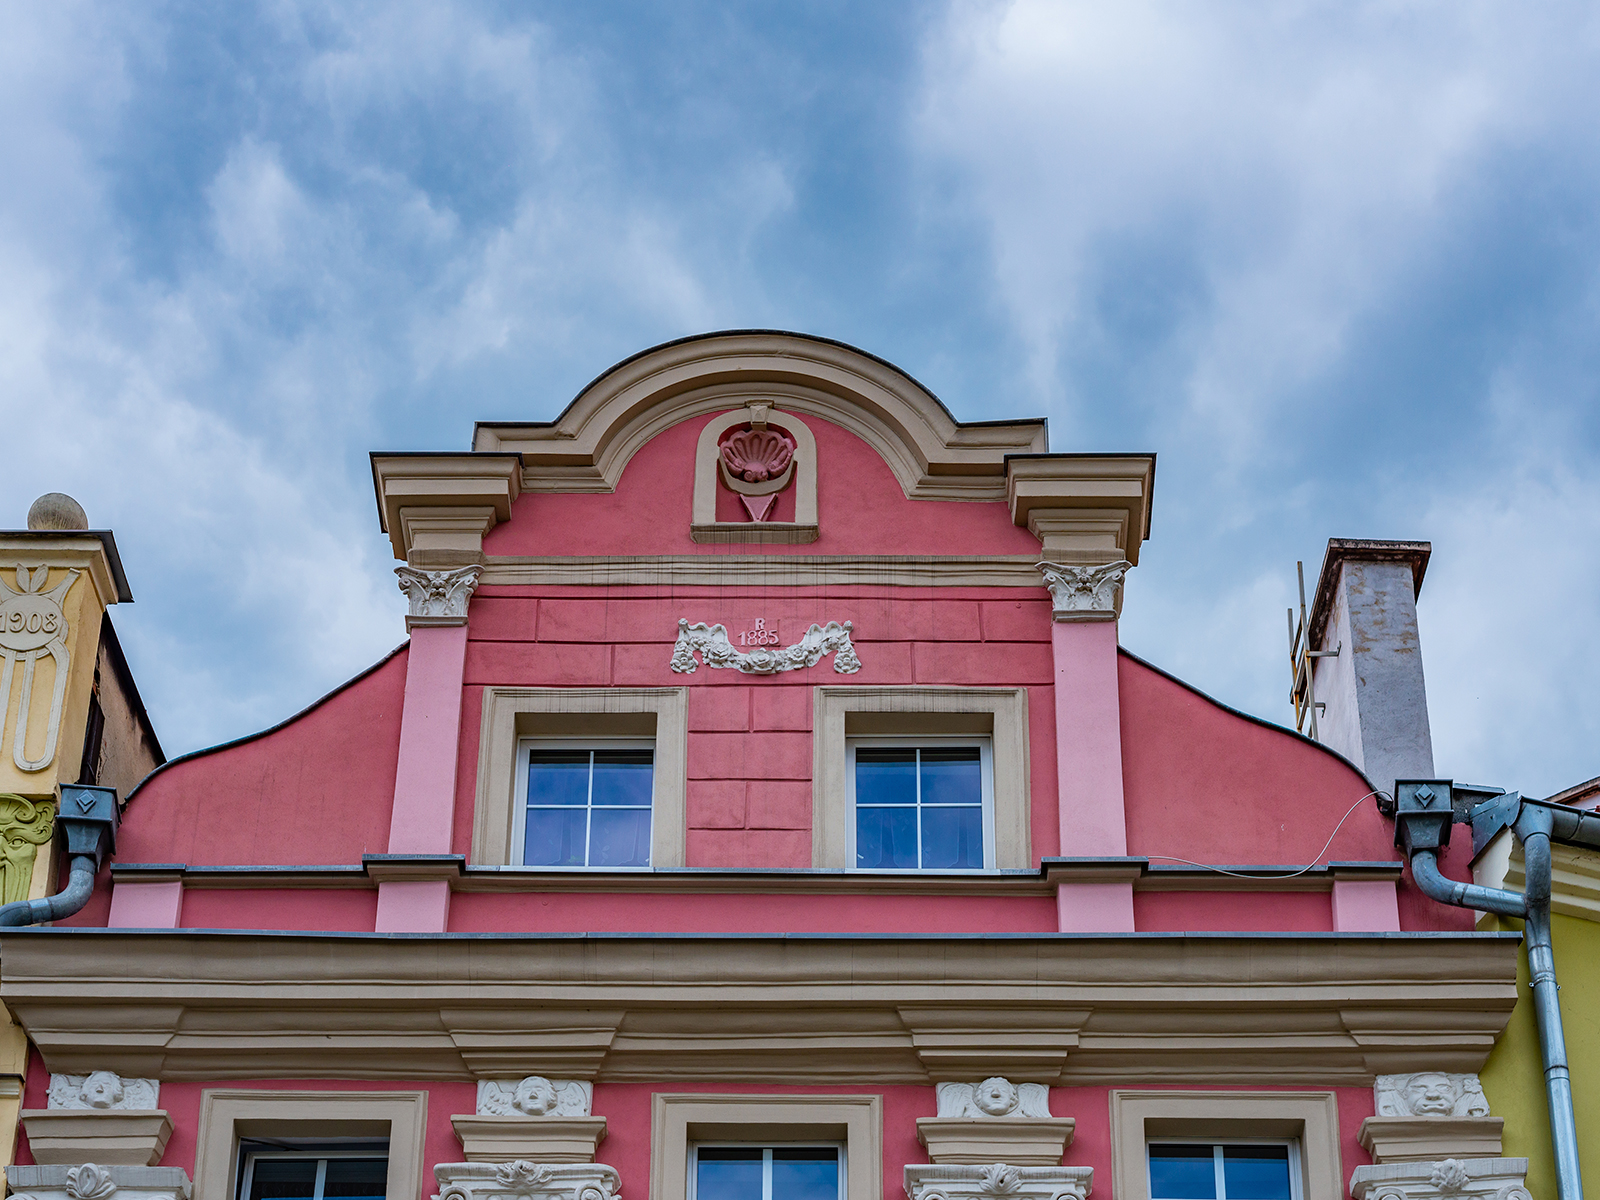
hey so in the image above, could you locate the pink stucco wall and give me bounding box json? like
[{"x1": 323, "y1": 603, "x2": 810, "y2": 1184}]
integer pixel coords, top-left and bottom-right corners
[{"x1": 112, "y1": 649, "x2": 408, "y2": 866}]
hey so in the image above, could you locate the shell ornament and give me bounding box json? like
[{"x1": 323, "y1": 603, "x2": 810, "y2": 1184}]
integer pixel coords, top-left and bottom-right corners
[{"x1": 719, "y1": 428, "x2": 795, "y2": 483}]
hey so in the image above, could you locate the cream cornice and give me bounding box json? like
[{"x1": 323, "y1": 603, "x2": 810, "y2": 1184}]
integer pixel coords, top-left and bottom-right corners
[
  {"x1": 0, "y1": 533, "x2": 131, "y2": 606},
  {"x1": 1489, "y1": 836, "x2": 1600, "y2": 924},
  {"x1": 471, "y1": 332, "x2": 1048, "y2": 501},
  {"x1": 1004, "y1": 456, "x2": 1156, "y2": 565},
  {"x1": 0, "y1": 930, "x2": 1518, "y2": 1085},
  {"x1": 369, "y1": 453, "x2": 521, "y2": 563},
  {"x1": 475, "y1": 554, "x2": 1048, "y2": 589}
]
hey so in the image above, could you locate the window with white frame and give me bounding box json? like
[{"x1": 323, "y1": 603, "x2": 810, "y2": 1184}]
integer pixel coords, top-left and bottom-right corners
[
  {"x1": 1147, "y1": 1142, "x2": 1300, "y2": 1200},
  {"x1": 237, "y1": 1141, "x2": 388, "y2": 1200},
  {"x1": 846, "y1": 737, "x2": 994, "y2": 870},
  {"x1": 515, "y1": 739, "x2": 655, "y2": 868},
  {"x1": 691, "y1": 1144, "x2": 843, "y2": 1200}
]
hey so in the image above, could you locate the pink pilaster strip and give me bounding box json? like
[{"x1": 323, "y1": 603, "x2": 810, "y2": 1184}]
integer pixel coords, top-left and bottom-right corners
[
  {"x1": 374, "y1": 879, "x2": 452, "y2": 933},
  {"x1": 387, "y1": 624, "x2": 470, "y2": 855},
  {"x1": 107, "y1": 880, "x2": 183, "y2": 929},
  {"x1": 1050, "y1": 619, "x2": 1128, "y2": 857},
  {"x1": 1331, "y1": 879, "x2": 1402, "y2": 932},
  {"x1": 1055, "y1": 881, "x2": 1135, "y2": 933}
]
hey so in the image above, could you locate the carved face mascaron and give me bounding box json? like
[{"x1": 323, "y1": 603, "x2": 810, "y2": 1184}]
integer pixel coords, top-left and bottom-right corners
[
  {"x1": 974, "y1": 1077, "x2": 1019, "y2": 1116},
  {"x1": 512, "y1": 1076, "x2": 559, "y2": 1116},
  {"x1": 1403, "y1": 1073, "x2": 1460, "y2": 1116},
  {"x1": 79, "y1": 1071, "x2": 124, "y2": 1109}
]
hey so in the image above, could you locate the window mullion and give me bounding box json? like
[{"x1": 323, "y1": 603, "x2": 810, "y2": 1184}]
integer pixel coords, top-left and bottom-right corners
[
  {"x1": 763, "y1": 1148, "x2": 774, "y2": 1200},
  {"x1": 1213, "y1": 1145, "x2": 1226, "y2": 1200},
  {"x1": 914, "y1": 748, "x2": 923, "y2": 870},
  {"x1": 584, "y1": 750, "x2": 596, "y2": 867},
  {"x1": 313, "y1": 1158, "x2": 328, "y2": 1200}
]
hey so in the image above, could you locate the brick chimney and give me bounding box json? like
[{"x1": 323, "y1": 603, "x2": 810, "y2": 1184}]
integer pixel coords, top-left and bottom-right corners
[{"x1": 1307, "y1": 539, "x2": 1434, "y2": 793}]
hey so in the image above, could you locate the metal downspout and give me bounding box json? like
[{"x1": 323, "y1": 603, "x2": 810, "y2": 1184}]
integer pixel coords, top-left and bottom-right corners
[
  {"x1": 1398, "y1": 784, "x2": 1584, "y2": 1200},
  {"x1": 0, "y1": 854, "x2": 98, "y2": 925},
  {"x1": 1516, "y1": 804, "x2": 1584, "y2": 1200},
  {"x1": 0, "y1": 784, "x2": 119, "y2": 928}
]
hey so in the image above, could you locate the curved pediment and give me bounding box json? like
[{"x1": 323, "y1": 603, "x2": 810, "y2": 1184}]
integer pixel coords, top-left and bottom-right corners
[{"x1": 472, "y1": 330, "x2": 1049, "y2": 500}]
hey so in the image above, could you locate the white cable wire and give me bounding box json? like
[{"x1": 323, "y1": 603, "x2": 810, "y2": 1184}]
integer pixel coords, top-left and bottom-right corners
[{"x1": 1143, "y1": 789, "x2": 1394, "y2": 880}]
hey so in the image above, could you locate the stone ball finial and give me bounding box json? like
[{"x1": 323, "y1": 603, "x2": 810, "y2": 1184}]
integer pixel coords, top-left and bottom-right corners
[{"x1": 27, "y1": 493, "x2": 89, "y2": 531}]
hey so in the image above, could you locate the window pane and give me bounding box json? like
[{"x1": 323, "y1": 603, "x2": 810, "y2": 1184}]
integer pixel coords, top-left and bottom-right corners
[
  {"x1": 856, "y1": 805, "x2": 918, "y2": 869},
  {"x1": 589, "y1": 807, "x2": 652, "y2": 868},
  {"x1": 322, "y1": 1159, "x2": 388, "y2": 1200},
  {"x1": 855, "y1": 749, "x2": 917, "y2": 805},
  {"x1": 696, "y1": 1149, "x2": 764, "y2": 1200},
  {"x1": 1149, "y1": 1145, "x2": 1217, "y2": 1200},
  {"x1": 527, "y1": 752, "x2": 591, "y2": 806},
  {"x1": 772, "y1": 1148, "x2": 839, "y2": 1200},
  {"x1": 1222, "y1": 1146, "x2": 1292, "y2": 1200},
  {"x1": 524, "y1": 807, "x2": 587, "y2": 866},
  {"x1": 246, "y1": 1160, "x2": 319, "y2": 1200},
  {"x1": 921, "y1": 804, "x2": 983, "y2": 869},
  {"x1": 919, "y1": 747, "x2": 982, "y2": 806},
  {"x1": 592, "y1": 751, "x2": 654, "y2": 807}
]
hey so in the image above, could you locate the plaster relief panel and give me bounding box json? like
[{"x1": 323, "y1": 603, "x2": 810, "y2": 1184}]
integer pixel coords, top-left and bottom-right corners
[
  {"x1": 670, "y1": 619, "x2": 860, "y2": 675},
  {"x1": 48, "y1": 1072, "x2": 160, "y2": 1111},
  {"x1": 476, "y1": 1078, "x2": 592, "y2": 1118},
  {"x1": 1374, "y1": 1073, "x2": 1490, "y2": 1119},
  {"x1": 905, "y1": 1164, "x2": 1093, "y2": 1200},
  {"x1": 935, "y1": 1078, "x2": 1053, "y2": 1119},
  {"x1": 396, "y1": 565, "x2": 482, "y2": 629},
  {"x1": 0, "y1": 795, "x2": 57, "y2": 905},
  {"x1": 434, "y1": 1161, "x2": 619, "y2": 1200},
  {"x1": 0, "y1": 565, "x2": 79, "y2": 772}
]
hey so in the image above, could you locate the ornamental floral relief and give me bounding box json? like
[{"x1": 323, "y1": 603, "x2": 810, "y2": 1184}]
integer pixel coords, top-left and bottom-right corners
[
  {"x1": 47, "y1": 1071, "x2": 160, "y2": 1112},
  {"x1": 669, "y1": 619, "x2": 860, "y2": 675},
  {"x1": 904, "y1": 1163, "x2": 1093, "y2": 1200},
  {"x1": 1036, "y1": 561, "x2": 1130, "y2": 619},
  {"x1": 1374, "y1": 1072, "x2": 1491, "y2": 1119},
  {"x1": 396, "y1": 565, "x2": 482, "y2": 624},
  {"x1": 433, "y1": 1161, "x2": 620, "y2": 1200},
  {"x1": 0, "y1": 795, "x2": 57, "y2": 906},
  {"x1": 934, "y1": 1078, "x2": 1052, "y2": 1119},
  {"x1": 475, "y1": 1077, "x2": 591, "y2": 1118}
]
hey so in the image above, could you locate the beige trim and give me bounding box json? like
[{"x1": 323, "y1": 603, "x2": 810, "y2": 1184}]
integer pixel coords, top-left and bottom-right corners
[
  {"x1": 476, "y1": 554, "x2": 1047, "y2": 589},
  {"x1": 916, "y1": 1116, "x2": 1074, "y2": 1165},
  {"x1": 193, "y1": 1088, "x2": 427, "y2": 1200},
  {"x1": 2, "y1": 931, "x2": 1518, "y2": 1085},
  {"x1": 451, "y1": 1114, "x2": 607, "y2": 1163},
  {"x1": 649, "y1": 1093, "x2": 880, "y2": 1200},
  {"x1": 473, "y1": 687, "x2": 688, "y2": 868},
  {"x1": 1109, "y1": 1090, "x2": 1342, "y2": 1200},
  {"x1": 370, "y1": 454, "x2": 521, "y2": 564},
  {"x1": 1005, "y1": 457, "x2": 1155, "y2": 565},
  {"x1": 813, "y1": 687, "x2": 1030, "y2": 869},
  {"x1": 18, "y1": 1110, "x2": 173, "y2": 1166},
  {"x1": 691, "y1": 407, "x2": 818, "y2": 539},
  {"x1": 1356, "y1": 1115, "x2": 1503, "y2": 1163},
  {"x1": 472, "y1": 333, "x2": 1047, "y2": 500},
  {"x1": 1492, "y1": 837, "x2": 1600, "y2": 923}
]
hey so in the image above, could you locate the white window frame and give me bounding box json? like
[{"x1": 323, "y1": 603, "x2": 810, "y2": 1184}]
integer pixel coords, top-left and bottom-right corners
[
  {"x1": 845, "y1": 735, "x2": 995, "y2": 871},
  {"x1": 237, "y1": 1147, "x2": 390, "y2": 1200},
  {"x1": 688, "y1": 1141, "x2": 848, "y2": 1200},
  {"x1": 1146, "y1": 1138, "x2": 1303, "y2": 1200},
  {"x1": 514, "y1": 737, "x2": 657, "y2": 870}
]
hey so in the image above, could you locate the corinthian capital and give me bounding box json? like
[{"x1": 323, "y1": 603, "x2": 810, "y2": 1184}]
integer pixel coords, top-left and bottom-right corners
[
  {"x1": 1037, "y1": 560, "x2": 1131, "y2": 621},
  {"x1": 396, "y1": 565, "x2": 482, "y2": 630}
]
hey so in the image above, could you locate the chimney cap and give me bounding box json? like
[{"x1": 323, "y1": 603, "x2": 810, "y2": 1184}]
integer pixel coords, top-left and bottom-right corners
[
  {"x1": 1309, "y1": 538, "x2": 1431, "y2": 648},
  {"x1": 27, "y1": 492, "x2": 89, "y2": 531}
]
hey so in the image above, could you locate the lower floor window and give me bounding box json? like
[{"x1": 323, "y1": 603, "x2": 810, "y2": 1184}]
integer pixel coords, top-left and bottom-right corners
[
  {"x1": 693, "y1": 1146, "x2": 841, "y2": 1200},
  {"x1": 240, "y1": 1149, "x2": 388, "y2": 1200},
  {"x1": 1149, "y1": 1143, "x2": 1297, "y2": 1200}
]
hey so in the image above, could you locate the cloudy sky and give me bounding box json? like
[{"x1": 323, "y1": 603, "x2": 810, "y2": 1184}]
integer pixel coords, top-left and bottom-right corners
[{"x1": 3, "y1": 1, "x2": 1598, "y2": 797}]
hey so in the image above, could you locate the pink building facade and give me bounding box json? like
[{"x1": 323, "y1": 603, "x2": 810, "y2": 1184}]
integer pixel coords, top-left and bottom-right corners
[{"x1": 0, "y1": 333, "x2": 1521, "y2": 1200}]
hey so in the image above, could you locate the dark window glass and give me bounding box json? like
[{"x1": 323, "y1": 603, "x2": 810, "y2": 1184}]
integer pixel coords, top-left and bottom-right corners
[
  {"x1": 854, "y1": 745, "x2": 984, "y2": 869},
  {"x1": 1221, "y1": 1146, "x2": 1291, "y2": 1200},
  {"x1": 321, "y1": 1159, "x2": 387, "y2": 1200},
  {"x1": 1149, "y1": 1144, "x2": 1218, "y2": 1200},
  {"x1": 247, "y1": 1160, "x2": 318, "y2": 1200},
  {"x1": 524, "y1": 747, "x2": 653, "y2": 867},
  {"x1": 696, "y1": 1148, "x2": 764, "y2": 1200}
]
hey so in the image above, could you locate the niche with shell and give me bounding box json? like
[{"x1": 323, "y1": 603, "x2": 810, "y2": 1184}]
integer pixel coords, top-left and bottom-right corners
[{"x1": 691, "y1": 404, "x2": 818, "y2": 543}]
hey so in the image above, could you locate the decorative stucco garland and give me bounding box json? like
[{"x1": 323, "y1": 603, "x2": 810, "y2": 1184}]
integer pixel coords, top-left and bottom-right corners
[{"x1": 670, "y1": 619, "x2": 861, "y2": 675}]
